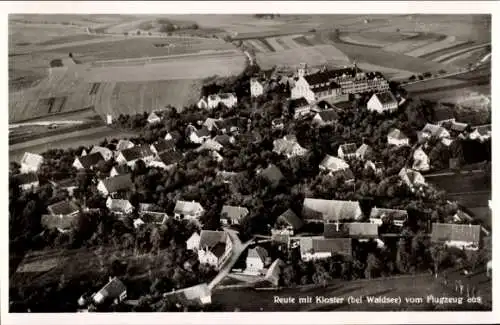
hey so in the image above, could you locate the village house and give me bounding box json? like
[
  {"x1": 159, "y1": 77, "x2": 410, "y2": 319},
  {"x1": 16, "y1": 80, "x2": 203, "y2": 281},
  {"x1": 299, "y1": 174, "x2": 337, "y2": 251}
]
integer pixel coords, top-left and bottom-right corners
[
  {"x1": 165, "y1": 131, "x2": 182, "y2": 143},
  {"x1": 442, "y1": 120, "x2": 469, "y2": 137},
  {"x1": 92, "y1": 277, "x2": 127, "y2": 306},
  {"x1": 133, "y1": 211, "x2": 168, "y2": 228},
  {"x1": 197, "y1": 97, "x2": 209, "y2": 110},
  {"x1": 197, "y1": 230, "x2": 232, "y2": 269},
  {"x1": 288, "y1": 97, "x2": 311, "y2": 119},
  {"x1": 387, "y1": 128, "x2": 410, "y2": 147},
  {"x1": 186, "y1": 125, "x2": 211, "y2": 144},
  {"x1": 73, "y1": 152, "x2": 104, "y2": 170},
  {"x1": 150, "y1": 139, "x2": 176, "y2": 155},
  {"x1": 89, "y1": 146, "x2": 113, "y2": 161},
  {"x1": 245, "y1": 246, "x2": 270, "y2": 275},
  {"x1": 347, "y1": 222, "x2": 379, "y2": 238},
  {"x1": 364, "y1": 160, "x2": 384, "y2": 175},
  {"x1": 97, "y1": 173, "x2": 133, "y2": 197},
  {"x1": 367, "y1": 91, "x2": 398, "y2": 113},
  {"x1": 220, "y1": 205, "x2": 249, "y2": 225},
  {"x1": 202, "y1": 117, "x2": 223, "y2": 131},
  {"x1": 399, "y1": 167, "x2": 426, "y2": 191},
  {"x1": 13, "y1": 172, "x2": 40, "y2": 191},
  {"x1": 417, "y1": 123, "x2": 451, "y2": 142},
  {"x1": 115, "y1": 139, "x2": 135, "y2": 152},
  {"x1": 207, "y1": 93, "x2": 238, "y2": 109},
  {"x1": 265, "y1": 258, "x2": 285, "y2": 287},
  {"x1": 195, "y1": 139, "x2": 223, "y2": 152},
  {"x1": 214, "y1": 117, "x2": 247, "y2": 135},
  {"x1": 299, "y1": 237, "x2": 352, "y2": 261},
  {"x1": 452, "y1": 209, "x2": 473, "y2": 223},
  {"x1": 116, "y1": 144, "x2": 155, "y2": 169},
  {"x1": 106, "y1": 197, "x2": 134, "y2": 216},
  {"x1": 250, "y1": 69, "x2": 275, "y2": 98},
  {"x1": 41, "y1": 200, "x2": 81, "y2": 233},
  {"x1": 271, "y1": 209, "x2": 304, "y2": 236},
  {"x1": 163, "y1": 283, "x2": 212, "y2": 307},
  {"x1": 319, "y1": 155, "x2": 353, "y2": 179},
  {"x1": 469, "y1": 124, "x2": 491, "y2": 142},
  {"x1": 338, "y1": 143, "x2": 357, "y2": 160},
  {"x1": 369, "y1": 207, "x2": 408, "y2": 227},
  {"x1": 109, "y1": 164, "x2": 131, "y2": 177},
  {"x1": 186, "y1": 232, "x2": 201, "y2": 251},
  {"x1": 20, "y1": 152, "x2": 44, "y2": 173},
  {"x1": 272, "y1": 136, "x2": 308, "y2": 159},
  {"x1": 312, "y1": 109, "x2": 339, "y2": 126},
  {"x1": 412, "y1": 146, "x2": 430, "y2": 172},
  {"x1": 257, "y1": 164, "x2": 285, "y2": 187},
  {"x1": 213, "y1": 134, "x2": 236, "y2": 146},
  {"x1": 148, "y1": 150, "x2": 183, "y2": 170},
  {"x1": 49, "y1": 178, "x2": 78, "y2": 196},
  {"x1": 431, "y1": 223, "x2": 481, "y2": 251},
  {"x1": 355, "y1": 143, "x2": 373, "y2": 161},
  {"x1": 216, "y1": 170, "x2": 239, "y2": 184},
  {"x1": 302, "y1": 198, "x2": 363, "y2": 223},
  {"x1": 147, "y1": 111, "x2": 162, "y2": 124},
  {"x1": 173, "y1": 200, "x2": 205, "y2": 221}
]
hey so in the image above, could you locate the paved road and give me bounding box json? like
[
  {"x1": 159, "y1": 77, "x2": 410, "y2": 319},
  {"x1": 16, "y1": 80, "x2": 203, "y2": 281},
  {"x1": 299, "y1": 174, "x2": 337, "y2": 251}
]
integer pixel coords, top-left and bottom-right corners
[{"x1": 208, "y1": 228, "x2": 254, "y2": 291}]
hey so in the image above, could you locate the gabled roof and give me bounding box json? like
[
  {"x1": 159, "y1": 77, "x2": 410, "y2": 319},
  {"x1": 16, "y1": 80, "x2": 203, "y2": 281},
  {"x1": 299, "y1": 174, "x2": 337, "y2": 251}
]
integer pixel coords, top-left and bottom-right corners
[
  {"x1": 139, "y1": 212, "x2": 168, "y2": 224},
  {"x1": 475, "y1": 124, "x2": 491, "y2": 136},
  {"x1": 355, "y1": 144, "x2": 372, "y2": 158},
  {"x1": 199, "y1": 230, "x2": 227, "y2": 249},
  {"x1": 247, "y1": 246, "x2": 269, "y2": 262},
  {"x1": 100, "y1": 174, "x2": 133, "y2": 193},
  {"x1": 116, "y1": 139, "x2": 135, "y2": 151},
  {"x1": 265, "y1": 258, "x2": 284, "y2": 286},
  {"x1": 196, "y1": 139, "x2": 223, "y2": 152},
  {"x1": 13, "y1": 172, "x2": 39, "y2": 185},
  {"x1": 152, "y1": 139, "x2": 175, "y2": 153},
  {"x1": 213, "y1": 134, "x2": 234, "y2": 145},
  {"x1": 148, "y1": 111, "x2": 161, "y2": 121},
  {"x1": 304, "y1": 67, "x2": 356, "y2": 85},
  {"x1": 139, "y1": 203, "x2": 161, "y2": 213},
  {"x1": 76, "y1": 152, "x2": 104, "y2": 169},
  {"x1": 259, "y1": 164, "x2": 284, "y2": 186},
  {"x1": 289, "y1": 97, "x2": 309, "y2": 109},
  {"x1": 348, "y1": 222, "x2": 379, "y2": 237},
  {"x1": 276, "y1": 209, "x2": 303, "y2": 230},
  {"x1": 111, "y1": 164, "x2": 131, "y2": 175},
  {"x1": 421, "y1": 123, "x2": 448, "y2": 138},
  {"x1": 387, "y1": 128, "x2": 408, "y2": 140},
  {"x1": 163, "y1": 283, "x2": 210, "y2": 306},
  {"x1": 47, "y1": 200, "x2": 80, "y2": 216},
  {"x1": 21, "y1": 152, "x2": 44, "y2": 168},
  {"x1": 159, "y1": 150, "x2": 183, "y2": 166},
  {"x1": 323, "y1": 223, "x2": 349, "y2": 238},
  {"x1": 221, "y1": 205, "x2": 249, "y2": 223},
  {"x1": 369, "y1": 207, "x2": 408, "y2": 221},
  {"x1": 431, "y1": 223, "x2": 481, "y2": 244},
  {"x1": 120, "y1": 145, "x2": 154, "y2": 162},
  {"x1": 174, "y1": 200, "x2": 204, "y2": 215},
  {"x1": 107, "y1": 198, "x2": 133, "y2": 213},
  {"x1": 319, "y1": 155, "x2": 349, "y2": 172},
  {"x1": 41, "y1": 213, "x2": 79, "y2": 230},
  {"x1": 203, "y1": 117, "x2": 223, "y2": 131},
  {"x1": 94, "y1": 277, "x2": 126, "y2": 304},
  {"x1": 373, "y1": 91, "x2": 397, "y2": 105},
  {"x1": 218, "y1": 93, "x2": 236, "y2": 100},
  {"x1": 339, "y1": 143, "x2": 357, "y2": 155},
  {"x1": 273, "y1": 138, "x2": 308, "y2": 157},
  {"x1": 300, "y1": 237, "x2": 352, "y2": 255},
  {"x1": 399, "y1": 168, "x2": 425, "y2": 185},
  {"x1": 302, "y1": 198, "x2": 362, "y2": 222},
  {"x1": 317, "y1": 109, "x2": 339, "y2": 122},
  {"x1": 90, "y1": 146, "x2": 112, "y2": 158}
]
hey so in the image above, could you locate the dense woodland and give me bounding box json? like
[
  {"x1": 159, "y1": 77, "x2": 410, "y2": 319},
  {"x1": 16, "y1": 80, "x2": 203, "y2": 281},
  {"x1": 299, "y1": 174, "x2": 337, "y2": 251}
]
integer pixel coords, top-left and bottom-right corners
[{"x1": 9, "y1": 65, "x2": 491, "y2": 312}]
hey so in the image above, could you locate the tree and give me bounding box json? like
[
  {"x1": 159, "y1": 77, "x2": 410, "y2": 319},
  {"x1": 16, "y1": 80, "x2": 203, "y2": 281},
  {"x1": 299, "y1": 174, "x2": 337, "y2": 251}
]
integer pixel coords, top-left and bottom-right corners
[
  {"x1": 364, "y1": 253, "x2": 382, "y2": 279},
  {"x1": 430, "y1": 244, "x2": 446, "y2": 276},
  {"x1": 150, "y1": 227, "x2": 162, "y2": 253},
  {"x1": 136, "y1": 30, "x2": 141, "y2": 35}
]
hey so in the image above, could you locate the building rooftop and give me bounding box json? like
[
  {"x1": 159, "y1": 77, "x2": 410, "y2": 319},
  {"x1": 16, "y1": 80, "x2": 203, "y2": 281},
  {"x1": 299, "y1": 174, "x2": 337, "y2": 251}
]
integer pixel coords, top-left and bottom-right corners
[
  {"x1": 431, "y1": 223, "x2": 481, "y2": 244},
  {"x1": 47, "y1": 200, "x2": 80, "y2": 216},
  {"x1": 100, "y1": 174, "x2": 133, "y2": 193},
  {"x1": 299, "y1": 237, "x2": 352, "y2": 255},
  {"x1": 302, "y1": 198, "x2": 362, "y2": 222},
  {"x1": 120, "y1": 145, "x2": 154, "y2": 162}
]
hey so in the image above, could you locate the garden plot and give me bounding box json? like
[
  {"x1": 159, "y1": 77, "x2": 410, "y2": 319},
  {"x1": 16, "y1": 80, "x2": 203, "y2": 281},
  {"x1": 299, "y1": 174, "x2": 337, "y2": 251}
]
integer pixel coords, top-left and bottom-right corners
[
  {"x1": 405, "y1": 36, "x2": 470, "y2": 57},
  {"x1": 245, "y1": 39, "x2": 270, "y2": 53},
  {"x1": 383, "y1": 33, "x2": 445, "y2": 53},
  {"x1": 266, "y1": 37, "x2": 287, "y2": 51}
]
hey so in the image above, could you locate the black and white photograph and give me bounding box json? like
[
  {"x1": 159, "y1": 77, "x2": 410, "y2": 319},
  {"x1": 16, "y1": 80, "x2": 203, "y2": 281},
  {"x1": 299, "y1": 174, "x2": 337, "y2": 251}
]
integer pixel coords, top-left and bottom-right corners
[{"x1": 4, "y1": 1, "x2": 497, "y2": 322}]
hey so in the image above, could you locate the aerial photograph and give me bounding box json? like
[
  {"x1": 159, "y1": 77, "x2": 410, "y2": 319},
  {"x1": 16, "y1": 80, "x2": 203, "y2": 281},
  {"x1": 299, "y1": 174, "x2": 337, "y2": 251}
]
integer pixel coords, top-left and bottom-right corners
[{"x1": 8, "y1": 12, "x2": 491, "y2": 313}]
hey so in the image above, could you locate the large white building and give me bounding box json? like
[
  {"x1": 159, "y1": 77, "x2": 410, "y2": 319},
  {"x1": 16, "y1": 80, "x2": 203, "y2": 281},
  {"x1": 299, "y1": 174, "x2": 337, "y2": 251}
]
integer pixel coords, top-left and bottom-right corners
[
  {"x1": 367, "y1": 91, "x2": 398, "y2": 113},
  {"x1": 207, "y1": 93, "x2": 238, "y2": 109}
]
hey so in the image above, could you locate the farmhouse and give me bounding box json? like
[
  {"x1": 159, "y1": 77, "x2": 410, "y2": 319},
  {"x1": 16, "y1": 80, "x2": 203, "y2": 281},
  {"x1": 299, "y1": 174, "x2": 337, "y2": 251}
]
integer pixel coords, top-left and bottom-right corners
[
  {"x1": 20, "y1": 152, "x2": 44, "y2": 173},
  {"x1": 272, "y1": 209, "x2": 304, "y2": 236},
  {"x1": 319, "y1": 155, "x2": 350, "y2": 173},
  {"x1": 364, "y1": 160, "x2": 384, "y2": 175},
  {"x1": 299, "y1": 237, "x2": 352, "y2": 261},
  {"x1": 110, "y1": 164, "x2": 131, "y2": 177},
  {"x1": 147, "y1": 111, "x2": 161, "y2": 124},
  {"x1": 257, "y1": 164, "x2": 285, "y2": 187},
  {"x1": 134, "y1": 212, "x2": 168, "y2": 228},
  {"x1": 197, "y1": 230, "x2": 232, "y2": 269},
  {"x1": 387, "y1": 128, "x2": 409, "y2": 147},
  {"x1": 116, "y1": 139, "x2": 135, "y2": 152},
  {"x1": 186, "y1": 125, "x2": 211, "y2": 144},
  {"x1": 338, "y1": 143, "x2": 357, "y2": 160},
  {"x1": 288, "y1": 97, "x2": 311, "y2": 119},
  {"x1": 173, "y1": 200, "x2": 205, "y2": 221},
  {"x1": 207, "y1": 93, "x2": 238, "y2": 109},
  {"x1": 245, "y1": 246, "x2": 269, "y2": 274},
  {"x1": 97, "y1": 174, "x2": 133, "y2": 197},
  {"x1": 412, "y1": 146, "x2": 430, "y2": 172},
  {"x1": 116, "y1": 145, "x2": 155, "y2": 168},
  {"x1": 355, "y1": 144, "x2": 373, "y2": 161},
  {"x1": 106, "y1": 197, "x2": 134, "y2": 216},
  {"x1": 90, "y1": 146, "x2": 113, "y2": 161},
  {"x1": 367, "y1": 91, "x2": 398, "y2": 113},
  {"x1": 73, "y1": 152, "x2": 104, "y2": 170},
  {"x1": 369, "y1": 207, "x2": 408, "y2": 227},
  {"x1": 431, "y1": 223, "x2": 481, "y2": 251},
  {"x1": 399, "y1": 168, "x2": 426, "y2": 191},
  {"x1": 13, "y1": 172, "x2": 39, "y2": 191},
  {"x1": 49, "y1": 178, "x2": 78, "y2": 196},
  {"x1": 150, "y1": 139, "x2": 176, "y2": 155},
  {"x1": 417, "y1": 123, "x2": 450, "y2": 142},
  {"x1": 92, "y1": 277, "x2": 127, "y2": 306},
  {"x1": 302, "y1": 198, "x2": 363, "y2": 223},
  {"x1": 312, "y1": 109, "x2": 339, "y2": 126},
  {"x1": 272, "y1": 136, "x2": 308, "y2": 158},
  {"x1": 220, "y1": 205, "x2": 249, "y2": 225},
  {"x1": 148, "y1": 150, "x2": 183, "y2": 170},
  {"x1": 216, "y1": 170, "x2": 239, "y2": 184}
]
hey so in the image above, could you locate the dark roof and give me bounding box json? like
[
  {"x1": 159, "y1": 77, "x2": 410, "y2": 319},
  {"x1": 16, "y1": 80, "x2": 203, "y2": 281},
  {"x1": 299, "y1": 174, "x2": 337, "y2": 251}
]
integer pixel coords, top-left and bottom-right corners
[
  {"x1": 289, "y1": 97, "x2": 309, "y2": 109},
  {"x1": 215, "y1": 117, "x2": 245, "y2": 131},
  {"x1": 276, "y1": 209, "x2": 304, "y2": 230},
  {"x1": 52, "y1": 177, "x2": 77, "y2": 188},
  {"x1": 100, "y1": 174, "x2": 133, "y2": 193},
  {"x1": 310, "y1": 82, "x2": 340, "y2": 93},
  {"x1": 323, "y1": 223, "x2": 350, "y2": 238},
  {"x1": 196, "y1": 126, "x2": 211, "y2": 137},
  {"x1": 259, "y1": 164, "x2": 284, "y2": 186},
  {"x1": 374, "y1": 91, "x2": 397, "y2": 105},
  {"x1": 120, "y1": 145, "x2": 154, "y2": 162},
  {"x1": 47, "y1": 200, "x2": 80, "y2": 216},
  {"x1": 304, "y1": 67, "x2": 356, "y2": 85},
  {"x1": 300, "y1": 237, "x2": 352, "y2": 255},
  {"x1": 41, "y1": 213, "x2": 79, "y2": 230},
  {"x1": 199, "y1": 230, "x2": 227, "y2": 250},
  {"x1": 140, "y1": 212, "x2": 168, "y2": 224},
  {"x1": 221, "y1": 205, "x2": 249, "y2": 223},
  {"x1": 112, "y1": 164, "x2": 131, "y2": 175},
  {"x1": 339, "y1": 143, "x2": 357, "y2": 155},
  {"x1": 13, "y1": 172, "x2": 39, "y2": 185},
  {"x1": 431, "y1": 223, "x2": 481, "y2": 244},
  {"x1": 159, "y1": 151, "x2": 183, "y2": 165},
  {"x1": 152, "y1": 139, "x2": 175, "y2": 153},
  {"x1": 95, "y1": 277, "x2": 126, "y2": 304},
  {"x1": 77, "y1": 152, "x2": 104, "y2": 169},
  {"x1": 317, "y1": 109, "x2": 338, "y2": 122},
  {"x1": 337, "y1": 168, "x2": 355, "y2": 181}
]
